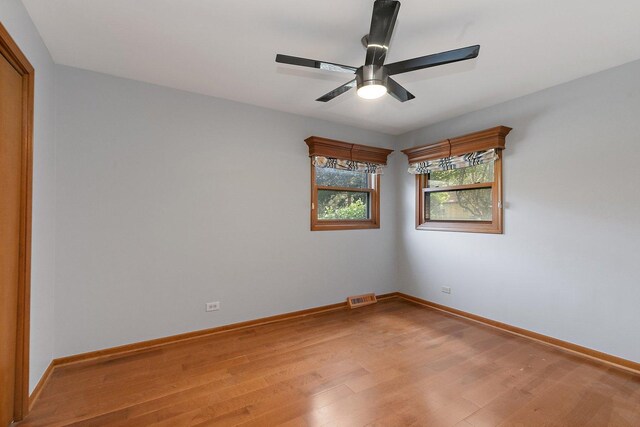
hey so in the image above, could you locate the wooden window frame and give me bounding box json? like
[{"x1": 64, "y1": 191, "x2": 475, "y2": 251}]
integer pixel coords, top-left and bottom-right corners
[
  {"x1": 402, "y1": 126, "x2": 511, "y2": 234},
  {"x1": 305, "y1": 136, "x2": 392, "y2": 232},
  {"x1": 415, "y1": 152, "x2": 502, "y2": 233},
  {"x1": 310, "y1": 164, "x2": 381, "y2": 231}
]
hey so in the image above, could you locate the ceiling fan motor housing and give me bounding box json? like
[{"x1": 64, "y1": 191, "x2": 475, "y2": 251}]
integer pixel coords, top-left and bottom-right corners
[{"x1": 356, "y1": 64, "x2": 388, "y2": 91}]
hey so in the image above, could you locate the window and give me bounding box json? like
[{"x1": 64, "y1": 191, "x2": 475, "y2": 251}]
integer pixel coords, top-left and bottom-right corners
[
  {"x1": 312, "y1": 166, "x2": 379, "y2": 230},
  {"x1": 305, "y1": 136, "x2": 392, "y2": 231},
  {"x1": 417, "y1": 153, "x2": 501, "y2": 233},
  {"x1": 403, "y1": 126, "x2": 512, "y2": 234}
]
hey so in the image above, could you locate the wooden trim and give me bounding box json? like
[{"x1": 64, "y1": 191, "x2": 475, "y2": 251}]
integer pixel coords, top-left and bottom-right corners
[
  {"x1": 401, "y1": 126, "x2": 512, "y2": 163},
  {"x1": 305, "y1": 136, "x2": 393, "y2": 164},
  {"x1": 53, "y1": 292, "x2": 399, "y2": 368},
  {"x1": 423, "y1": 182, "x2": 492, "y2": 193},
  {"x1": 28, "y1": 294, "x2": 399, "y2": 408},
  {"x1": 495, "y1": 151, "x2": 504, "y2": 233},
  {"x1": 28, "y1": 291, "x2": 639, "y2": 409},
  {"x1": 310, "y1": 162, "x2": 315, "y2": 231},
  {"x1": 416, "y1": 146, "x2": 504, "y2": 234},
  {"x1": 351, "y1": 143, "x2": 394, "y2": 164},
  {"x1": 317, "y1": 185, "x2": 374, "y2": 193},
  {"x1": 28, "y1": 362, "x2": 53, "y2": 410},
  {"x1": 306, "y1": 136, "x2": 352, "y2": 161},
  {"x1": 395, "y1": 293, "x2": 640, "y2": 375},
  {"x1": 404, "y1": 126, "x2": 510, "y2": 234},
  {"x1": 416, "y1": 221, "x2": 501, "y2": 234},
  {"x1": 449, "y1": 126, "x2": 511, "y2": 156},
  {"x1": 0, "y1": 22, "x2": 34, "y2": 422},
  {"x1": 401, "y1": 139, "x2": 450, "y2": 163},
  {"x1": 311, "y1": 165, "x2": 381, "y2": 231},
  {"x1": 306, "y1": 136, "x2": 390, "y2": 232},
  {"x1": 414, "y1": 174, "x2": 423, "y2": 229},
  {"x1": 0, "y1": 24, "x2": 34, "y2": 74}
]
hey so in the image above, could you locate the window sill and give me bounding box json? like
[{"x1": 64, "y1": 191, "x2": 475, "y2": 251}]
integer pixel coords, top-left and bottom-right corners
[
  {"x1": 416, "y1": 220, "x2": 502, "y2": 234},
  {"x1": 312, "y1": 220, "x2": 380, "y2": 231}
]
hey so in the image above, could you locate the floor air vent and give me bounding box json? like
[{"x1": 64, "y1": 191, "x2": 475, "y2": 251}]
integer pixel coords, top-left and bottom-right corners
[{"x1": 347, "y1": 293, "x2": 377, "y2": 309}]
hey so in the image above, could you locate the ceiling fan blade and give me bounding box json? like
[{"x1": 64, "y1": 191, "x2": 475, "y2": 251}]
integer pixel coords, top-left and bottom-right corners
[
  {"x1": 316, "y1": 80, "x2": 357, "y2": 102},
  {"x1": 386, "y1": 77, "x2": 415, "y2": 102},
  {"x1": 365, "y1": 0, "x2": 400, "y2": 66},
  {"x1": 385, "y1": 45, "x2": 481, "y2": 76},
  {"x1": 276, "y1": 54, "x2": 357, "y2": 73}
]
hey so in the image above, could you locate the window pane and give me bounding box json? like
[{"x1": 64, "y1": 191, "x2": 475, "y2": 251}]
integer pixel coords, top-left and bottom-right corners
[
  {"x1": 427, "y1": 188, "x2": 492, "y2": 221},
  {"x1": 429, "y1": 162, "x2": 494, "y2": 188},
  {"x1": 318, "y1": 190, "x2": 370, "y2": 220},
  {"x1": 316, "y1": 167, "x2": 369, "y2": 189}
]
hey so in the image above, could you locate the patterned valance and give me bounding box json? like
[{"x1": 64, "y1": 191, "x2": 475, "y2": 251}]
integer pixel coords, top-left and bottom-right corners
[
  {"x1": 408, "y1": 149, "x2": 497, "y2": 175},
  {"x1": 313, "y1": 156, "x2": 386, "y2": 175}
]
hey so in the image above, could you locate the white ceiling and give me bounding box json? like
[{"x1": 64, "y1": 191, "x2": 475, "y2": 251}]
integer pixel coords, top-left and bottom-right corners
[{"x1": 22, "y1": 0, "x2": 640, "y2": 135}]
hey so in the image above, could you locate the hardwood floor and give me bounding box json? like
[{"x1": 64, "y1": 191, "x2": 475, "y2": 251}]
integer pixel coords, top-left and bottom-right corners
[{"x1": 19, "y1": 299, "x2": 640, "y2": 426}]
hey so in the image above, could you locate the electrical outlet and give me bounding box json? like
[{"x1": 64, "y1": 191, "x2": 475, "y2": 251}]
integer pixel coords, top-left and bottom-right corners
[
  {"x1": 441, "y1": 286, "x2": 451, "y2": 294},
  {"x1": 206, "y1": 301, "x2": 220, "y2": 312}
]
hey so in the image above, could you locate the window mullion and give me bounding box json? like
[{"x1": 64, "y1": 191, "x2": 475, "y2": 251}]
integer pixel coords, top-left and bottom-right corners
[
  {"x1": 424, "y1": 182, "x2": 494, "y2": 193},
  {"x1": 316, "y1": 185, "x2": 374, "y2": 193}
]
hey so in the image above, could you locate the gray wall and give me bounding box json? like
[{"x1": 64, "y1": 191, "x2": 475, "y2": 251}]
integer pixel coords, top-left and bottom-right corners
[
  {"x1": 396, "y1": 59, "x2": 640, "y2": 362},
  {"x1": 0, "y1": 0, "x2": 57, "y2": 391},
  {"x1": 54, "y1": 65, "x2": 399, "y2": 357},
  {"x1": 4, "y1": 0, "x2": 640, "y2": 390}
]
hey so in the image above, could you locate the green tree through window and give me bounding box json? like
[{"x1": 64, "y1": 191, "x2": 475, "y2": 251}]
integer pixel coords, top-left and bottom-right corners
[
  {"x1": 429, "y1": 163, "x2": 493, "y2": 220},
  {"x1": 316, "y1": 168, "x2": 371, "y2": 220}
]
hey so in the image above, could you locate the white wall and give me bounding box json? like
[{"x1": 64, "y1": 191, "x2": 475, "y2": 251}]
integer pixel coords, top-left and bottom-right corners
[
  {"x1": 0, "y1": 1, "x2": 57, "y2": 391},
  {"x1": 54, "y1": 65, "x2": 399, "y2": 357},
  {"x1": 397, "y1": 59, "x2": 640, "y2": 363}
]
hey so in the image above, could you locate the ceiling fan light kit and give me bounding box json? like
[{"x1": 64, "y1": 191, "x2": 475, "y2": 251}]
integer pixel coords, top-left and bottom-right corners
[
  {"x1": 275, "y1": 0, "x2": 480, "y2": 103},
  {"x1": 356, "y1": 65, "x2": 388, "y2": 99}
]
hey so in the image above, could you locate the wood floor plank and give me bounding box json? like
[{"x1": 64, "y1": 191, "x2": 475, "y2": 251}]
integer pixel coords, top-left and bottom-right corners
[{"x1": 18, "y1": 299, "x2": 640, "y2": 426}]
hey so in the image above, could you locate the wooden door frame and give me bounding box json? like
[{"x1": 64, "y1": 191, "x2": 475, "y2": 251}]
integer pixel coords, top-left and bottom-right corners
[{"x1": 0, "y1": 22, "x2": 34, "y2": 421}]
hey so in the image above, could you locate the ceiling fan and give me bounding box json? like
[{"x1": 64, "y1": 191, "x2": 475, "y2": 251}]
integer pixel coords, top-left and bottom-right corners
[{"x1": 275, "y1": 0, "x2": 480, "y2": 102}]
